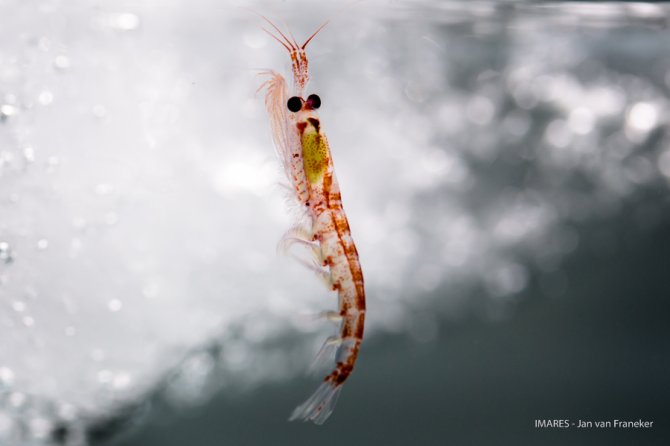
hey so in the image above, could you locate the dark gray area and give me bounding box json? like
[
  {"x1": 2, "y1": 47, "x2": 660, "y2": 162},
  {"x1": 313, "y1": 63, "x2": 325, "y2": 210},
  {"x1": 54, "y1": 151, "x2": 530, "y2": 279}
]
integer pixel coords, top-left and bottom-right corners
[{"x1": 113, "y1": 213, "x2": 670, "y2": 446}]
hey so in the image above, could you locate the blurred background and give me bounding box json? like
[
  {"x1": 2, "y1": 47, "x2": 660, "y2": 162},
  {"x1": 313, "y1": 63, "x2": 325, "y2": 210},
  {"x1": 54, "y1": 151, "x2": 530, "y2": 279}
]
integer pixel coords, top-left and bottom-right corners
[{"x1": 1, "y1": 0, "x2": 669, "y2": 445}]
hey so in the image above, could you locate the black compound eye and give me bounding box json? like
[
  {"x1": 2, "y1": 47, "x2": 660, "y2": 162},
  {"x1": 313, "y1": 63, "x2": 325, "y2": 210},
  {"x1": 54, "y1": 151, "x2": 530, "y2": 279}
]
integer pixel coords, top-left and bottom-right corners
[
  {"x1": 287, "y1": 96, "x2": 302, "y2": 113},
  {"x1": 307, "y1": 94, "x2": 321, "y2": 109}
]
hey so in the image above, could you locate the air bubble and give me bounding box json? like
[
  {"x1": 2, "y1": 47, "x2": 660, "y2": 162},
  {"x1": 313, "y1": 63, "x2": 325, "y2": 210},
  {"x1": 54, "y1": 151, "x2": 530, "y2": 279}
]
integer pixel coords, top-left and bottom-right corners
[
  {"x1": 0, "y1": 367, "x2": 15, "y2": 386},
  {"x1": 112, "y1": 13, "x2": 140, "y2": 31},
  {"x1": 545, "y1": 119, "x2": 572, "y2": 148},
  {"x1": 567, "y1": 107, "x2": 595, "y2": 135},
  {"x1": 485, "y1": 262, "x2": 529, "y2": 297},
  {"x1": 38, "y1": 90, "x2": 53, "y2": 105},
  {"x1": 92, "y1": 104, "x2": 107, "y2": 118},
  {"x1": 28, "y1": 417, "x2": 52, "y2": 440},
  {"x1": 625, "y1": 102, "x2": 659, "y2": 142},
  {"x1": 23, "y1": 147, "x2": 35, "y2": 163},
  {"x1": 90, "y1": 349, "x2": 106, "y2": 362},
  {"x1": 107, "y1": 299, "x2": 122, "y2": 312},
  {"x1": 466, "y1": 96, "x2": 495, "y2": 125},
  {"x1": 0, "y1": 242, "x2": 13, "y2": 263},
  {"x1": 53, "y1": 55, "x2": 70, "y2": 70},
  {"x1": 0, "y1": 104, "x2": 17, "y2": 117},
  {"x1": 97, "y1": 369, "x2": 113, "y2": 384},
  {"x1": 113, "y1": 372, "x2": 132, "y2": 390},
  {"x1": 9, "y1": 392, "x2": 26, "y2": 408}
]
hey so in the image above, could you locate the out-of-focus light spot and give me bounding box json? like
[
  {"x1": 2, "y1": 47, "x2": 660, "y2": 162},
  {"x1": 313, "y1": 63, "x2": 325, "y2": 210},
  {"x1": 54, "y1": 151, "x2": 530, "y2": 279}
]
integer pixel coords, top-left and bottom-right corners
[
  {"x1": 22, "y1": 316, "x2": 35, "y2": 327},
  {"x1": 589, "y1": 87, "x2": 625, "y2": 118},
  {"x1": 404, "y1": 81, "x2": 428, "y2": 103},
  {"x1": 485, "y1": 262, "x2": 529, "y2": 297},
  {"x1": 38, "y1": 90, "x2": 53, "y2": 105},
  {"x1": 58, "y1": 403, "x2": 78, "y2": 421},
  {"x1": 419, "y1": 149, "x2": 448, "y2": 174},
  {"x1": 109, "y1": 13, "x2": 141, "y2": 31},
  {"x1": 113, "y1": 372, "x2": 131, "y2": 390},
  {"x1": 92, "y1": 104, "x2": 107, "y2": 119},
  {"x1": 142, "y1": 281, "x2": 160, "y2": 299},
  {"x1": 97, "y1": 370, "x2": 113, "y2": 384},
  {"x1": 28, "y1": 417, "x2": 52, "y2": 440},
  {"x1": 90, "y1": 349, "x2": 105, "y2": 362},
  {"x1": 72, "y1": 217, "x2": 87, "y2": 230},
  {"x1": 627, "y1": 102, "x2": 658, "y2": 131},
  {"x1": 545, "y1": 119, "x2": 572, "y2": 148},
  {"x1": 0, "y1": 151, "x2": 15, "y2": 167},
  {"x1": 625, "y1": 102, "x2": 658, "y2": 142},
  {"x1": 512, "y1": 83, "x2": 538, "y2": 109},
  {"x1": 624, "y1": 156, "x2": 653, "y2": 184},
  {"x1": 626, "y1": 3, "x2": 664, "y2": 18},
  {"x1": 568, "y1": 107, "x2": 595, "y2": 135},
  {"x1": 658, "y1": 150, "x2": 670, "y2": 178},
  {"x1": 107, "y1": 299, "x2": 122, "y2": 312},
  {"x1": 36, "y1": 239, "x2": 49, "y2": 250},
  {"x1": 38, "y1": 37, "x2": 51, "y2": 52},
  {"x1": 0, "y1": 104, "x2": 17, "y2": 117},
  {"x1": 53, "y1": 55, "x2": 70, "y2": 70},
  {"x1": 0, "y1": 241, "x2": 12, "y2": 263},
  {"x1": 420, "y1": 149, "x2": 469, "y2": 186},
  {"x1": 9, "y1": 392, "x2": 26, "y2": 408},
  {"x1": 537, "y1": 73, "x2": 581, "y2": 105},
  {"x1": 466, "y1": 95, "x2": 495, "y2": 125},
  {"x1": 11, "y1": 301, "x2": 25, "y2": 312},
  {"x1": 69, "y1": 238, "x2": 82, "y2": 259},
  {"x1": 47, "y1": 156, "x2": 59, "y2": 165},
  {"x1": 0, "y1": 367, "x2": 15, "y2": 386},
  {"x1": 436, "y1": 101, "x2": 465, "y2": 135},
  {"x1": 23, "y1": 146, "x2": 35, "y2": 163}
]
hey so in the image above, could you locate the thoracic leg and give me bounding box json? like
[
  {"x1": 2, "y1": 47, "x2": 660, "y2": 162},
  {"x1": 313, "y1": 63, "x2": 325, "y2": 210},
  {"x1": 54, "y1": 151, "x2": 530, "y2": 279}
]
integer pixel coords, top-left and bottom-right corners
[
  {"x1": 278, "y1": 224, "x2": 314, "y2": 253},
  {"x1": 278, "y1": 224, "x2": 332, "y2": 289}
]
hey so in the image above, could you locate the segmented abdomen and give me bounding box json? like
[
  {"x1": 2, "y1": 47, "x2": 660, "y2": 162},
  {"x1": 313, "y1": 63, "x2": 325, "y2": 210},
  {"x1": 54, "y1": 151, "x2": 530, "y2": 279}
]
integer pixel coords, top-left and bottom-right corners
[{"x1": 315, "y1": 198, "x2": 366, "y2": 384}]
